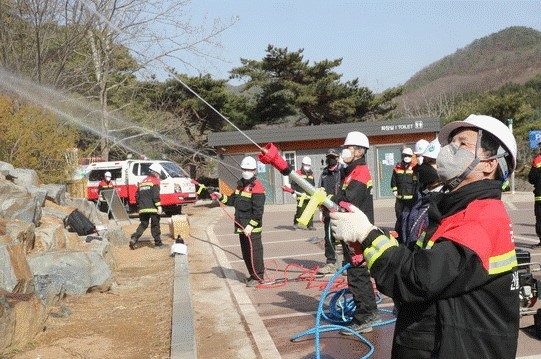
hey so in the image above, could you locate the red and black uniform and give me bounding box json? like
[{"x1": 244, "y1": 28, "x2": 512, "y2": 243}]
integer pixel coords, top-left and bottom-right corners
[
  {"x1": 220, "y1": 177, "x2": 266, "y2": 280},
  {"x1": 291, "y1": 168, "x2": 315, "y2": 228},
  {"x1": 97, "y1": 179, "x2": 114, "y2": 212},
  {"x1": 528, "y1": 154, "x2": 541, "y2": 244},
  {"x1": 391, "y1": 161, "x2": 418, "y2": 242},
  {"x1": 360, "y1": 180, "x2": 519, "y2": 358},
  {"x1": 331, "y1": 157, "x2": 378, "y2": 324},
  {"x1": 131, "y1": 175, "x2": 162, "y2": 245}
]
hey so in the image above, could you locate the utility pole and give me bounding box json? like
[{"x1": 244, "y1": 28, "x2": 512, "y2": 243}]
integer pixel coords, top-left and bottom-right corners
[{"x1": 508, "y1": 118, "x2": 515, "y2": 194}]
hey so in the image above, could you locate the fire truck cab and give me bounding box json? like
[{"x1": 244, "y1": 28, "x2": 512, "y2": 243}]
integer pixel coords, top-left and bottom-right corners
[{"x1": 85, "y1": 160, "x2": 197, "y2": 215}]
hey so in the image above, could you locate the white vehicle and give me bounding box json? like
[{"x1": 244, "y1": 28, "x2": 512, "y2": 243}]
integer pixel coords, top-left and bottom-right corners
[{"x1": 85, "y1": 160, "x2": 197, "y2": 215}]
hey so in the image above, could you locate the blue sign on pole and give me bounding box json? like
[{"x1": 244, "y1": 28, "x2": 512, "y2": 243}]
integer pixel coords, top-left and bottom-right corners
[{"x1": 530, "y1": 130, "x2": 541, "y2": 148}]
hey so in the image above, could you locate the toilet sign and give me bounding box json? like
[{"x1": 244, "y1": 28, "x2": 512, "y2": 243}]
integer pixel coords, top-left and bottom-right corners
[{"x1": 529, "y1": 130, "x2": 541, "y2": 149}]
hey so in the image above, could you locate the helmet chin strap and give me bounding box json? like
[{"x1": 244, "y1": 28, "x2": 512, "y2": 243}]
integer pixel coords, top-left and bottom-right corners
[{"x1": 443, "y1": 129, "x2": 483, "y2": 191}]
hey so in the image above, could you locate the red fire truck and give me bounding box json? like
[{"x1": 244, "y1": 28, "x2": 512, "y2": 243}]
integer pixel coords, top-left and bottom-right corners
[{"x1": 85, "y1": 160, "x2": 197, "y2": 215}]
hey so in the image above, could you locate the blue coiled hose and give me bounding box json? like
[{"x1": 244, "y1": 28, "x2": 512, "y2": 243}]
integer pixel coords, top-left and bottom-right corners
[{"x1": 291, "y1": 263, "x2": 397, "y2": 359}]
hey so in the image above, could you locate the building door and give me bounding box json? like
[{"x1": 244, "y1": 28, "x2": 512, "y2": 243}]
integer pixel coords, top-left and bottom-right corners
[{"x1": 376, "y1": 146, "x2": 402, "y2": 198}]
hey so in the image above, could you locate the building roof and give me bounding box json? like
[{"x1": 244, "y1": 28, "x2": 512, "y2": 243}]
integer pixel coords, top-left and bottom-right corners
[{"x1": 208, "y1": 117, "x2": 441, "y2": 147}]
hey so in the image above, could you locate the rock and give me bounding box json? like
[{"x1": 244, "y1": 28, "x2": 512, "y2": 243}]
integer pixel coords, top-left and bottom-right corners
[
  {"x1": 28, "y1": 251, "x2": 113, "y2": 300},
  {"x1": 0, "y1": 291, "x2": 47, "y2": 353},
  {"x1": 11, "y1": 168, "x2": 40, "y2": 188},
  {"x1": 0, "y1": 236, "x2": 35, "y2": 294},
  {"x1": 5, "y1": 220, "x2": 36, "y2": 254},
  {"x1": 42, "y1": 184, "x2": 67, "y2": 205},
  {"x1": 0, "y1": 182, "x2": 43, "y2": 226},
  {"x1": 34, "y1": 223, "x2": 69, "y2": 252},
  {"x1": 100, "y1": 224, "x2": 128, "y2": 245}
]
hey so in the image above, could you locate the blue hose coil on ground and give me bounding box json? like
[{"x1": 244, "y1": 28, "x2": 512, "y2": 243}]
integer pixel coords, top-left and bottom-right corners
[{"x1": 291, "y1": 263, "x2": 397, "y2": 359}]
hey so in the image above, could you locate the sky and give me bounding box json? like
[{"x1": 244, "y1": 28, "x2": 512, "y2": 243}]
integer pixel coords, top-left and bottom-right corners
[{"x1": 174, "y1": 1, "x2": 541, "y2": 93}]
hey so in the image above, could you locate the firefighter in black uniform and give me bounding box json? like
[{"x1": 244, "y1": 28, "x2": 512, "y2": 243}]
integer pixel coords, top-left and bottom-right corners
[
  {"x1": 129, "y1": 163, "x2": 165, "y2": 249},
  {"x1": 528, "y1": 141, "x2": 541, "y2": 247},
  {"x1": 391, "y1": 147, "x2": 418, "y2": 242},
  {"x1": 330, "y1": 131, "x2": 379, "y2": 335},
  {"x1": 316, "y1": 148, "x2": 343, "y2": 275},
  {"x1": 212, "y1": 156, "x2": 267, "y2": 287},
  {"x1": 331, "y1": 115, "x2": 519, "y2": 358},
  {"x1": 97, "y1": 171, "x2": 114, "y2": 213},
  {"x1": 291, "y1": 156, "x2": 316, "y2": 230}
]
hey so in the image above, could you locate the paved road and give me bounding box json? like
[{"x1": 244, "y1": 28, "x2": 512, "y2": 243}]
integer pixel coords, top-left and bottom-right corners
[{"x1": 189, "y1": 192, "x2": 541, "y2": 359}]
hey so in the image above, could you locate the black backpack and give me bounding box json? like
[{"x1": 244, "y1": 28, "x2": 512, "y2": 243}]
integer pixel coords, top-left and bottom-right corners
[{"x1": 65, "y1": 209, "x2": 96, "y2": 236}]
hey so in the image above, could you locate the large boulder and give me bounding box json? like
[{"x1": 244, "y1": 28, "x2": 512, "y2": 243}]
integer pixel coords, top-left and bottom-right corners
[
  {"x1": 42, "y1": 184, "x2": 67, "y2": 205},
  {"x1": 0, "y1": 291, "x2": 47, "y2": 354},
  {"x1": 0, "y1": 181, "x2": 43, "y2": 226},
  {"x1": 0, "y1": 233, "x2": 35, "y2": 295},
  {"x1": 28, "y1": 250, "x2": 113, "y2": 302},
  {"x1": 11, "y1": 168, "x2": 39, "y2": 188},
  {"x1": 5, "y1": 219, "x2": 35, "y2": 254},
  {"x1": 34, "y1": 223, "x2": 69, "y2": 252}
]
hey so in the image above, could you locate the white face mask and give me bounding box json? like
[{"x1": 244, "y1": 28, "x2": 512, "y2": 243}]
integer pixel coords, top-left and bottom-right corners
[
  {"x1": 341, "y1": 148, "x2": 353, "y2": 163},
  {"x1": 242, "y1": 171, "x2": 254, "y2": 180},
  {"x1": 403, "y1": 157, "x2": 412, "y2": 164},
  {"x1": 436, "y1": 143, "x2": 476, "y2": 182},
  {"x1": 417, "y1": 156, "x2": 423, "y2": 165},
  {"x1": 303, "y1": 165, "x2": 311, "y2": 172}
]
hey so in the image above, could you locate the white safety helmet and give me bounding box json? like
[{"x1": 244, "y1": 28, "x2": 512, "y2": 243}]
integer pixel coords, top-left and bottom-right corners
[
  {"x1": 104, "y1": 171, "x2": 112, "y2": 179},
  {"x1": 402, "y1": 147, "x2": 413, "y2": 156},
  {"x1": 343, "y1": 131, "x2": 369, "y2": 148},
  {"x1": 240, "y1": 156, "x2": 257, "y2": 170},
  {"x1": 302, "y1": 156, "x2": 312, "y2": 166},
  {"x1": 438, "y1": 114, "x2": 517, "y2": 177},
  {"x1": 423, "y1": 138, "x2": 441, "y2": 160},
  {"x1": 149, "y1": 162, "x2": 163, "y2": 174},
  {"x1": 414, "y1": 139, "x2": 430, "y2": 155}
]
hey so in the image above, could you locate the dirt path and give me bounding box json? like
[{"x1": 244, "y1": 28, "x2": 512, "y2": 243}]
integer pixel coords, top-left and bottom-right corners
[{"x1": 11, "y1": 221, "x2": 175, "y2": 359}]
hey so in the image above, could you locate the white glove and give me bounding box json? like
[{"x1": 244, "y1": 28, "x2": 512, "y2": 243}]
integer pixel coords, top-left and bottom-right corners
[
  {"x1": 392, "y1": 191, "x2": 398, "y2": 198},
  {"x1": 329, "y1": 204, "x2": 377, "y2": 243},
  {"x1": 243, "y1": 224, "x2": 254, "y2": 236},
  {"x1": 292, "y1": 193, "x2": 297, "y2": 199},
  {"x1": 157, "y1": 206, "x2": 163, "y2": 215},
  {"x1": 319, "y1": 210, "x2": 324, "y2": 223}
]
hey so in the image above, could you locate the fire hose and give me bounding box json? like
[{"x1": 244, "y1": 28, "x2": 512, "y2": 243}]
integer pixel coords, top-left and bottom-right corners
[{"x1": 258, "y1": 142, "x2": 365, "y2": 263}]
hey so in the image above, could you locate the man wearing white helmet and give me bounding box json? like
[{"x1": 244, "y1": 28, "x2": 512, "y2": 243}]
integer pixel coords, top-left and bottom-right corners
[
  {"x1": 211, "y1": 156, "x2": 268, "y2": 287},
  {"x1": 329, "y1": 131, "x2": 379, "y2": 335},
  {"x1": 413, "y1": 139, "x2": 430, "y2": 165},
  {"x1": 291, "y1": 156, "x2": 316, "y2": 230},
  {"x1": 391, "y1": 147, "x2": 418, "y2": 242},
  {"x1": 130, "y1": 162, "x2": 165, "y2": 249},
  {"x1": 330, "y1": 115, "x2": 519, "y2": 358},
  {"x1": 417, "y1": 138, "x2": 442, "y2": 192},
  {"x1": 97, "y1": 171, "x2": 114, "y2": 213}
]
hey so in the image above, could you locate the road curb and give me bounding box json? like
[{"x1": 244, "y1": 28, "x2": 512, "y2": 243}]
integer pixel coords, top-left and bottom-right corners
[{"x1": 170, "y1": 254, "x2": 196, "y2": 359}]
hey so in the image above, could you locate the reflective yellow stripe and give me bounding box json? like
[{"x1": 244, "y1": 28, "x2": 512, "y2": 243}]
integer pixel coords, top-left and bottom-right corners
[
  {"x1": 220, "y1": 194, "x2": 228, "y2": 203},
  {"x1": 488, "y1": 250, "x2": 518, "y2": 275},
  {"x1": 535, "y1": 196, "x2": 541, "y2": 201},
  {"x1": 155, "y1": 202, "x2": 161, "y2": 206},
  {"x1": 249, "y1": 219, "x2": 259, "y2": 226},
  {"x1": 367, "y1": 180, "x2": 372, "y2": 188},
  {"x1": 140, "y1": 208, "x2": 158, "y2": 213},
  {"x1": 391, "y1": 187, "x2": 397, "y2": 191},
  {"x1": 236, "y1": 227, "x2": 262, "y2": 233},
  {"x1": 298, "y1": 193, "x2": 307, "y2": 207},
  {"x1": 396, "y1": 169, "x2": 405, "y2": 174},
  {"x1": 240, "y1": 191, "x2": 252, "y2": 198},
  {"x1": 536, "y1": 163, "x2": 541, "y2": 168},
  {"x1": 196, "y1": 184, "x2": 205, "y2": 195},
  {"x1": 397, "y1": 195, "x2": 414, "y2": 200},
  {"x1": 364, "y1": 235, "x2": 399, "y2": 270},
  {"x1": 425, "y1": 239, "x2": 435, "y2": 249}
]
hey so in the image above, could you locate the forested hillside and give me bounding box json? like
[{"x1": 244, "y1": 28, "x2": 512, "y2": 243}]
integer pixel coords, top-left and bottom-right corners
[{"x1": 396, "y1": 26, "x2": 541, "y2": 114}]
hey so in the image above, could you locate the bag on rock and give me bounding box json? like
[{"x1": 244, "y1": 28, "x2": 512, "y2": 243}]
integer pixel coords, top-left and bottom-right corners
[{"x1": 65, "y1": 209, "x2": 96, "y2": 236}]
